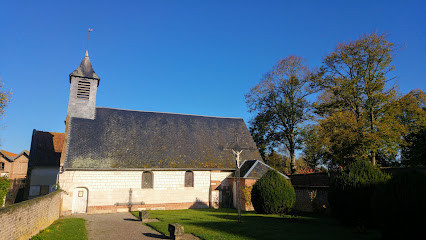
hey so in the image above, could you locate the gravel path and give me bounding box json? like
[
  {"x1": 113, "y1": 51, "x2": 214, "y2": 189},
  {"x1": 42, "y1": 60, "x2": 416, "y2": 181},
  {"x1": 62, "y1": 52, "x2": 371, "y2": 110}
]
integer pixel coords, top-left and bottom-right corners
[
  {"x1": 72, "y1": 212, "x2": 199, "y2": 240},
  {"x1": 75, "y1": 212, "x2": 168, "y2": 240}
]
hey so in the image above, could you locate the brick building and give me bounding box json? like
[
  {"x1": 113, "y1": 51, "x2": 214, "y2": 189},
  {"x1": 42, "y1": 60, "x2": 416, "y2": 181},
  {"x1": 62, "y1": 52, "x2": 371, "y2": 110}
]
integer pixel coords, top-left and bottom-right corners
[
  {"x1": 0, "y1": 150, "x2": 29, "y2": 204},
  {"x1": 28, "y1": 51, "x2": 269, "y2": 214}
]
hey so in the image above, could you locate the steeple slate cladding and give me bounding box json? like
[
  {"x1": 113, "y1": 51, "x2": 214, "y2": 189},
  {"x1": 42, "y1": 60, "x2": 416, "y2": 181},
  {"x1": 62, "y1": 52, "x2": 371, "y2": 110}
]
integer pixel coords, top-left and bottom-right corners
[{"x1": 67, "y1": 51, "x2": 99, "y2": 120}]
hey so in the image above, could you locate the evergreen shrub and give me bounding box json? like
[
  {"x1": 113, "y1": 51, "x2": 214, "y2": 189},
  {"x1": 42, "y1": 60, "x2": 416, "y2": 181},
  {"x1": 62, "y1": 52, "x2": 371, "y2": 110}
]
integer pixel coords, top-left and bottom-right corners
[
  {"x1": 328, "y1": 161, "x2": 389, "y2": 226},
  {"x1": 373, "y1": 171, "x2": 426, "y2": 239},
  {"x1": 251, "y1": 170, "x2": 295, "y2": 214}
]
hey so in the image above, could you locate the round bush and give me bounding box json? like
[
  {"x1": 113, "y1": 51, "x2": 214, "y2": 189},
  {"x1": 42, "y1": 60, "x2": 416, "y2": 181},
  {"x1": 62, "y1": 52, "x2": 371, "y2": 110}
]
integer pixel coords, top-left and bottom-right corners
[
  {"x1": 251, "y1": 170, "x2": 295, "y2": 214},
  {"x1": 328, "y1": 161, "x2": 389, "y2": 226},
  {"x1": 372, "y1": 171, "x2": 426, "y2": 239}
]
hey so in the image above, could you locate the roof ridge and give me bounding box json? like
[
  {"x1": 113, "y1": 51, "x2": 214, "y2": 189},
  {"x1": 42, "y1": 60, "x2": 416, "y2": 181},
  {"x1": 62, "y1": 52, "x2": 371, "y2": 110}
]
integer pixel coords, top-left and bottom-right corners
[{"x1": 96, "y1": 107, "x2": 244, "y2": 120}]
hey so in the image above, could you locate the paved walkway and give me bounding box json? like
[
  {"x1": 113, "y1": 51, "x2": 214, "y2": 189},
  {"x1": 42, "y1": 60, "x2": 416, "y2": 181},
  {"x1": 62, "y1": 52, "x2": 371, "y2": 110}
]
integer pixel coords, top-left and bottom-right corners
[{"x1": 72, "y1": 212, "x2": 198, "y2": 240}]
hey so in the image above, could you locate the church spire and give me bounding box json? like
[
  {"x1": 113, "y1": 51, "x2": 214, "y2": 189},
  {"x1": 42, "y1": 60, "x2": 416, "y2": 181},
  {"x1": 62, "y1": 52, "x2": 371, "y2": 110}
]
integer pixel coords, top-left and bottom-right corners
[{"x1": 69, "y1": 50, "x2": 100, "y2": 85}]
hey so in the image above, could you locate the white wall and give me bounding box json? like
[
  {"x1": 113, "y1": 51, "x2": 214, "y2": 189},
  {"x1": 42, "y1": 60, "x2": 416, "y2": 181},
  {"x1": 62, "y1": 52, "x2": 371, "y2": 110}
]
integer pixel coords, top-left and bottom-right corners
[{"x1": 59, "y1": 170, "x2": 225, "y2": 213}]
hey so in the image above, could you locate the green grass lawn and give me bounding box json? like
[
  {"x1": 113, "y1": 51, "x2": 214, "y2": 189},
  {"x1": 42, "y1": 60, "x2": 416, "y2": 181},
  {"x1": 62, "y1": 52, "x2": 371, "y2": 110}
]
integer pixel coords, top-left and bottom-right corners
[
  {"x1": 30, "y1": 218, "x2": 87, "y2": 240},
  {"x1": 132, "y1": 209, "x2": 380, "y2": 240}
]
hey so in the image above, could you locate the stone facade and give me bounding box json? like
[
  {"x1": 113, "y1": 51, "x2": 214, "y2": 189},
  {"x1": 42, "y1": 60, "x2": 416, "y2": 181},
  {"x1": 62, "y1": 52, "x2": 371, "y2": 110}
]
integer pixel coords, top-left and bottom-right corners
[
  {"x1": 59, "y1": 170, "x2": 233, "y2": 214},
  {"x1": 0, "y1": 191, "x2": 62, "y2": 240}
]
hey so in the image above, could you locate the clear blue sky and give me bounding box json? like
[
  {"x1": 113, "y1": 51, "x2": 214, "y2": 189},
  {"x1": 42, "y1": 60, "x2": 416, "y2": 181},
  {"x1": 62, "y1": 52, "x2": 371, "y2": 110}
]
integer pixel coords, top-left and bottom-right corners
[{"x1": 0, "y1": 1, "x2": 424, "y2": 153}]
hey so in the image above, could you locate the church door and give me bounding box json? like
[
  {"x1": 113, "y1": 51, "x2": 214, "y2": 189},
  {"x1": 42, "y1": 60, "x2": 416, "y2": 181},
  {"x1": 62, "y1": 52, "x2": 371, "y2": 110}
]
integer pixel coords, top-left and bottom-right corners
[{"x1": 72, "y1": 187, "x2": 88, "y2": 213}]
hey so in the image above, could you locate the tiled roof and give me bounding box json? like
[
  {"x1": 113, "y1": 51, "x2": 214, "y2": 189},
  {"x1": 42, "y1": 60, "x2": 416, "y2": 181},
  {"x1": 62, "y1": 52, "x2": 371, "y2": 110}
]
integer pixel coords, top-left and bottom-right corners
[
  {"x1": 29, "y1": 130, "x2": 65, "y2": 167},
  {"x1": 0, "y1": 150, "x2": 29, "y2": 162},
  {"x1": 1, "y1": 150, "x2": 17, "y2": 158},
  {"x1": 64, "y1": 107, "x2": 262, "y2": 169},
  {"x1": 236, "y1": 160, "x2": 289, "y2": 179}
]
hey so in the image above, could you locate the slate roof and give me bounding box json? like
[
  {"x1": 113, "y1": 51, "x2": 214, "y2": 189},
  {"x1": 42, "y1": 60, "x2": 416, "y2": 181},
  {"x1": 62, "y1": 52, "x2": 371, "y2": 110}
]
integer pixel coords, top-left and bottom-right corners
[
  {"x1": 0, "y1": 150, "x2": 29, "y2": 162},
  {"x1": 64, "y1": 107, "x2": 263, "y2": 169},
  {"x1": 236, "y1": 160, "x2": 289, "y2": 179},
  {"x1": 69, "y1": 50, "x2": 100, "y2": 84},
  {"x1": 29, "y1": 130, "x2": 65, "y2": 167}
]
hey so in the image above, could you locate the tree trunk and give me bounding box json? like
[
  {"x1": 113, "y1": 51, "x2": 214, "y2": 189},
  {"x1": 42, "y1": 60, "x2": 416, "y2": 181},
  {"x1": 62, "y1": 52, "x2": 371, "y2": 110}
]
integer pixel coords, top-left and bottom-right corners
[
  {"x1": 290, "y1": 149, "x2": 296, "y2": 175},
  {"x1": 372, "y1": 152, "x2": 376, "y2": 166}
]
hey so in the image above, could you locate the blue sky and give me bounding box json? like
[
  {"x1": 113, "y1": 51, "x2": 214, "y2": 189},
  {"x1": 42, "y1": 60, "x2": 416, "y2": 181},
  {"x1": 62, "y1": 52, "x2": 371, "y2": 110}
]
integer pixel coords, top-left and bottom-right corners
[{"x1": 0, "y1": 0, "x2": 424, "y2": 153}]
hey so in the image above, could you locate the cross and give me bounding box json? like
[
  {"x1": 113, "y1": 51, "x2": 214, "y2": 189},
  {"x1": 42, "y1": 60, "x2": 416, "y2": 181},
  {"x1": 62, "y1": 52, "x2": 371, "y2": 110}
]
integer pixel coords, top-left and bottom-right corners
[
  {"x1": 87, "y1": 28, "x2": 93, "y2": 51},
  {"x1": 222, "y1": 135, "x2": 256, "y2": 222}
]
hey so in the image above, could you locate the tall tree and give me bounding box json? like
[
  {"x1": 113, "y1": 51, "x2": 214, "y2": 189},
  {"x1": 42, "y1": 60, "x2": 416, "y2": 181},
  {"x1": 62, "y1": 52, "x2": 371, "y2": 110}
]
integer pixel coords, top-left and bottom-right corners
[
  {"x1": 313, "y1": 32, "x2": 402, "y2": 166},
  {"x1": 0, "y1": 80, "x2": 11, "y2": 119},
  {"x1": 398, "y1": 89, "x2": 426, "y2": 166},
  {"x1": 246, "y1": 55, "x2": 314, "y2": 174},
  {"x1": 0, "y1": 79, "x2": 11, "y2": 146}
]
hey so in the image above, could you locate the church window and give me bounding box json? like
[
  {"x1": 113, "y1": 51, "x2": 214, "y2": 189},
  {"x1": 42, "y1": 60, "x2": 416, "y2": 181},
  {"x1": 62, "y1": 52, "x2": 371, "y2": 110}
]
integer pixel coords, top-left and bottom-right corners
[
  {"x1": 185, "y1": 171, "x2": 194, "y2": 187},
  {"x1": 0, "y1": 162, "x2": 4, "y2": 170},
  {"x1": 77, "y1": 80, "x2": 91, "y2": 100},
  {"x1": 142, "y1": 171, "x2": 153, "y2": 189}
]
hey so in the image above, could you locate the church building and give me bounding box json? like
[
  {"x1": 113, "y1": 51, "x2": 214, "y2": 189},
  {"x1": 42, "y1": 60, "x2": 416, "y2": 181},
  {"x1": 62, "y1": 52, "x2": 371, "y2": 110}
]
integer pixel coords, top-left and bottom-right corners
[{"x1": 27, "y1": 51, "x2": 281, "y2": 215}]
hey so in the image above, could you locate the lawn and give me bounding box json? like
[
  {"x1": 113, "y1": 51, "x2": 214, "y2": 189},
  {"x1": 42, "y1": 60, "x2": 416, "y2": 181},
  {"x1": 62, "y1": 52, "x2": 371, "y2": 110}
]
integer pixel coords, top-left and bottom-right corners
[
  {"x1": 30, "y1": 218, "x2": 87, "y2": 240},
  {"x1": 131, "y1": 209, "x2": 380, "y2": 240}
]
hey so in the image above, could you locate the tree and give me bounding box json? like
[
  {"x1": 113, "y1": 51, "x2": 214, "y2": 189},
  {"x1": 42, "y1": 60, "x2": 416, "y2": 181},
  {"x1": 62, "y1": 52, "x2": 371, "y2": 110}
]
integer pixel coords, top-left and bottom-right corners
[
  {"x1": 0, "y1": 177, "x2": 10, "y2": 207},
  {"x1": 0, "y1": 80, "x2": 11, "y2": 119},
  {"x1": 312, "y1": 32, "x2": 402, "y2": 166},
  {"x1": 398, "y1": 89, "x2": 426, "y2": 166},
  {"x1": 246, "y1": 56, "x2": 314, "y2": 174}
]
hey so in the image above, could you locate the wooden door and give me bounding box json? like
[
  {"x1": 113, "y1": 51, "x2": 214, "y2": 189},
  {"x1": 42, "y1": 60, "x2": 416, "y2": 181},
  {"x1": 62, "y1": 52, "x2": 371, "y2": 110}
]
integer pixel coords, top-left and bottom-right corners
[{"x1": 72, "y1": 187, "x2": 88, "y2": 213}]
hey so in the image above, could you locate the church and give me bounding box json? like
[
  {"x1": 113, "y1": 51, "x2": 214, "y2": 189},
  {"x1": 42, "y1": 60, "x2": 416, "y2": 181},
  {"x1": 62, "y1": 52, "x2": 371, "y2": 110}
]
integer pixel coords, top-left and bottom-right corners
[{"x1": 26, "y1": 51, "x2": 284, "y2": 214}]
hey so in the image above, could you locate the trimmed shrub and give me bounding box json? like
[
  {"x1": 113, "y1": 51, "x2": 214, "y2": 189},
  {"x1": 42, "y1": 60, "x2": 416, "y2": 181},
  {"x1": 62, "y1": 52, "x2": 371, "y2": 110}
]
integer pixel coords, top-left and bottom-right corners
[
  {"x1": 373, "y1": 171, "x2": 426, "y2": 239},
  {"x1": 328, "y1": 161, "x2": 389, "y2": 226},
  {"x1": 251, "y1": 170, "x2": 295, "y2": 214}
]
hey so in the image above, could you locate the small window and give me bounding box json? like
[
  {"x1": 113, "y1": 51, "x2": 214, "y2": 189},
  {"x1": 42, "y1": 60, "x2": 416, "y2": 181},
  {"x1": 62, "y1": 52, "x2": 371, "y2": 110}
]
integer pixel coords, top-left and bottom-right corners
[
  {"x1": 77, "y1": 80, "x2": 91, "y2": 100},
  {"x1": 0, "y1": 162, "x2": 4, "y2": 170},
  {"x1": 142, "y1": 171, "x2": 153, "y2": 189},
  {"x1": 185, "y1": 171, "x2": 194, "y2": 187}
]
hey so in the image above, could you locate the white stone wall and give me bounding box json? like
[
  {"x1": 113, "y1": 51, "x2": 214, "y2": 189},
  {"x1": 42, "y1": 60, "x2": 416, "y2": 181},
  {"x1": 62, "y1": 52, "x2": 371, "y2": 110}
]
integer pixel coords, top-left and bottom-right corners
[
  {"x1": 59, "y1": 170, "x2": 216, "y2": 213},
  {"x1": 211, "y1": 171, "x2": 232, "y2": 185}
]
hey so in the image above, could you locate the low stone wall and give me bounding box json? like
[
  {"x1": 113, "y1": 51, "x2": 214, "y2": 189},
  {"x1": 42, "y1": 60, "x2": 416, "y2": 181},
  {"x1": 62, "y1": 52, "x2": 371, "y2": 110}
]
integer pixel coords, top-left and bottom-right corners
[
  {"x1": 293, "y1": 186, "x2": 329, "y2": 213},
  {"x1": 0, "y1": 190, "x2": 62, "y2": 240}
]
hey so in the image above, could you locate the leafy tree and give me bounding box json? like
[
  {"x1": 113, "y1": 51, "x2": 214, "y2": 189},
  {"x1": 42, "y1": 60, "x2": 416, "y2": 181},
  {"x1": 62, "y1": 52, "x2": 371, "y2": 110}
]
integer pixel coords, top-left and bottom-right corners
[
  {"x1": 263, "y1": 150, "x2": 288, "y2": 174},
  {"x1": 0, "y1": 177, "x2": 10, "y2": 206},
  {"x1": 0, "y1": 80, "x2": 11, "y2": 119},
  {"x1": 246, "y1": 56, "x2": 314, "y2": 174},
  {"x1": 328, "y1": 161, "x2": 389, "y2": 227},
  {"x1": 398, "y1": 89, "x2": 426, "y2": 166},
  {"x1": 312, "y1": 32, "x2": 402, "y2": 166},
  {"x1": 0, "y1": 80, "x2": 12, "y2": 146}
]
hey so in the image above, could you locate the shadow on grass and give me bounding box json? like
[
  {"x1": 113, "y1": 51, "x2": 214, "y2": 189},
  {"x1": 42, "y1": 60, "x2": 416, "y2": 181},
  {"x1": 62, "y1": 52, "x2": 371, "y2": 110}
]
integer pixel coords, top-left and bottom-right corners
[{"x1": 181, "y1": 209, "x2": 380, "y2": 240}]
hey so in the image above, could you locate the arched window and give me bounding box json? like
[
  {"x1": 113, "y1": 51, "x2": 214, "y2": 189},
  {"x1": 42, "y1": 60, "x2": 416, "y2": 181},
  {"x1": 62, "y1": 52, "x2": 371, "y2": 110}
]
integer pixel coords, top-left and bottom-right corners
[
  {"x1": 142, "y1": 171, "x2": 153, "y2": 189},
  {"x1": 185, "y1": 171, "x2": 194, "y2": 187}
]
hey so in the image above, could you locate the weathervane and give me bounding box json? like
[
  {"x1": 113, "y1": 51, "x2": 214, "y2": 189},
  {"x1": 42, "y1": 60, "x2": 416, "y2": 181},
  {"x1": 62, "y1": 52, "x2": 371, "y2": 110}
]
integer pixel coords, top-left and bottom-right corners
[{"x1": 87, "y1": 28, "x2": 93, "y2": 51}]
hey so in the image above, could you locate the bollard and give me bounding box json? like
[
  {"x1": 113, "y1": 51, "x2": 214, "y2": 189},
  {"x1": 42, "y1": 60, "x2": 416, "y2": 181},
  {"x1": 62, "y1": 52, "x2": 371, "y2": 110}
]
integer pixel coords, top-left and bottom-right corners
[
  {"x1": 138, "y1": 211, "x2": 150, "y2": 222},
  {"x1": 168, "y1": 223, "x2": 184, "y2": 240}
]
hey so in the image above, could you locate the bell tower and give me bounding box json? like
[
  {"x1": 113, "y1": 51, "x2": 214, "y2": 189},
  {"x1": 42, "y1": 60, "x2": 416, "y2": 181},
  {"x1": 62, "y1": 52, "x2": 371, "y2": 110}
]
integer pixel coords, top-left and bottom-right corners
[{"x1": 66, "y1": 50, "x2": 100, "y2": 120}]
